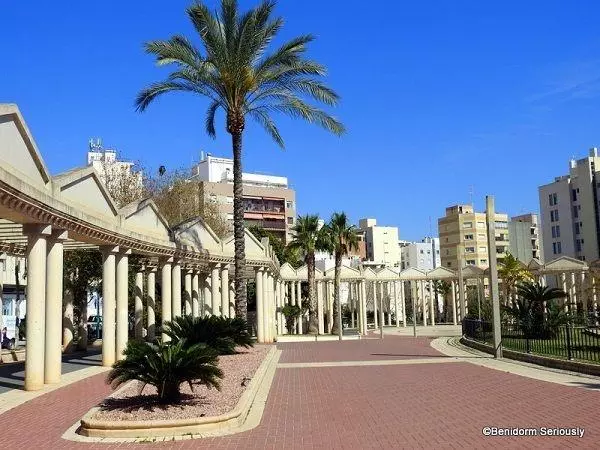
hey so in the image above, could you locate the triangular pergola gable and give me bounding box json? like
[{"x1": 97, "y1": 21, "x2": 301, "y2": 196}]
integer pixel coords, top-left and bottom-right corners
[
  {"x1": 0, "y1": 104, "x2": 51, "y2": 188},
  {"x1": 427, "y1": 266, "x2": 456, "y2": 280},
  {"x1": 325, "y1": 264, "x2": 362, "y2": 280},
  {"x1": 527, "y1": 258, "x2": 543, "y2": 271},
  {"x1": 53, "y1": 166, "x2": 119, "y2": 217},
  {"x1": 461, "y1": 265, "x2": 484, "y2": 278},
  {"x1": 361, "y1": 267, "x2": 379, "y2": 280},
  {"x1": 121, "y1": 198, "x2": 170, "y2": 240},
  {"x1": 399, "y1": 267, "x2": 427, "y2": 280},
  {"x1": 279, "y1": 262, "x2": 297, "y2": 280},
  {"x1": 376, "y1": 267, "x2": 399, "y2": 280},
  {"x1": 173, "y1": 216, "x2": 221, "y2": 252},
  {"x1": 543, "y1": 256, "x2": 588, "y2": 273},
  {"x1": 223, "y1": 229, "x2": 265, "y2": 258}
]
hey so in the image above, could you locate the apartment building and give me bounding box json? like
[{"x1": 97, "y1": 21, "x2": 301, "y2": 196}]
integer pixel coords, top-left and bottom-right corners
[
  {"x1": 399, "y1": 237, "x2": 441, "y2": 271},
  {"x1": 358, "y1": 218, "x2": 401, "y2": 267},
  {"x1": 508, "y1": 213, "x2": 543, "y2": 263},
  {"x1": 438, "y1": 204, "x2": 509, "y2": 270},
  {"x1": 538, "y1": 148, "x2": 600, "y2": 262},
  {"x1": 191, "y1": 154, "x2": 296, "y2": 243},
  {"x1": 0, "y1": 253, "x2": 26, "y2": 334}
]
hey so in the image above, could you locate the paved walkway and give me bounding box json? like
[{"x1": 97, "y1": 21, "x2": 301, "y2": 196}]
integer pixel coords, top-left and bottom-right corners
[{"x1": 0, "y1": 336, "x2": 599, "y2": 448}]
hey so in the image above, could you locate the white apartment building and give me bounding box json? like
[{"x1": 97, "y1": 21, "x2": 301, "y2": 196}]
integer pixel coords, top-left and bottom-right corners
[
  {"x1": 508, "y1": 213, "x2": 544, "y2": 263},
  {"x1": 358, "y1": 218, "x2": 401, "y2": 267},
  {"x1": 0, "y1": 253, "x2": 26, "y2": 337},
  {"x1": 538, "y1": 148, "x2": 600, "y2": 262},
  {"x1": 399, "y1": 237, "x2": 441, "y2": 271},
  {"x1": 191, "y1": 154, "x2": 297, "y2": 243}
]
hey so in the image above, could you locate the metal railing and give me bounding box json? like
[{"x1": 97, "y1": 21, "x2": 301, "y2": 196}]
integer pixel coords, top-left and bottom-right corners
[{"x1": 463, "y1": 318, "x2": 600, "y2": 364}]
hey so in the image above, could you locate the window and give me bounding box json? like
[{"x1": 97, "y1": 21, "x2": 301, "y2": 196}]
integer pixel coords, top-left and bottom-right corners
[
  {"x1": 552, "y1": 242, "x2": 557, "y2": 254},
  {"x1": 550, "y1": 210, "x2": 560, "y2": 222},
  {"x1": 479, "y1": 246, "x2": 487, "y2": 252},
  {"x1": 463, "y1": 222, "x2": 473, "y2": 229},
  {"x1": 465, "y1": 247, "x2": 475, "y2": 253},
  {"x1": 419, "y1": 249, "x2": 424, "y2": 254},
  {"x1": 480, "y1": 259, "x2": 488, "y2": 265},
  {"x1": 477, "y1": 221, "x2": 486, "y2": 228},
  {"x1": 552, "y1": 225, "x2": 561, "y2": 238},
  {"x1": 447, "y1": 262, "x2": 452, "y2": 267},
  {"x1": 575, "y1": 222, "x2": 580, "y2": 234},
  {"x1": 557, "y1": 242, "x2": 562, "y2": 254},
  {"x1": 478, "y1": 233, "x2": 486, "y2": 238},
  {"x1": 576, "y1": 239, "x2": 582, "y2": 252},
  {"x1": 556, "y1": 225, "x2": 560, "y2": 237},
  {"x1": 572, "y1": 189, "x2": 578, "y2": 202},
  {"x1": 549, "y1": 193, "x2": 558, "y2": 206},
  {"x1": 287, "y1": 217, "x2": 294, "y2": 225},
  {"x1": 464, "y1": 234, "x2": 474, "y2": 240},
  {"x1": 466, "y1": 259, "x2": 476, "y2": 265},
  {"x1": 573, "y1": 206, "x2": 579, "y2": 218},
  {"x1": 286, "y1": 201, "x2": 293, "y2": 209},
  {"x1": 551, "y1": 226, "x2": 556, "y2": 238}
]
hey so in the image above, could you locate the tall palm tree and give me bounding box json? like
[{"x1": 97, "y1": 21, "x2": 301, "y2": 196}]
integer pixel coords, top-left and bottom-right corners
[
  {"x1": 287, "y1": 215, "x2": 328, "y2": 333},
  {"x1": 135, "y1": 0, "x2": 344, "y2": 319},
  {"x1": 323, "y1": 212, "x2": 359, "y2": 337},
  {"x1": 498, "y1": 253, "x2": 532, "y2": 306}
]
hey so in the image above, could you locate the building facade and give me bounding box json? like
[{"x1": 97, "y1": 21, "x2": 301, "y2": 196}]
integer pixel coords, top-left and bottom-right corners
[
  {"x1": 399, "y1": 237, "x2": 441, "y2": 271},
  {"x1": 358, "y1": 218, "x2": 401, "y2": 267},
  {"x1": 538, "y1": 148, "x2": 600, "y2": 262},
  {"x1": 438, "y1": 204, "x2": 509, "y2": 270},
  {"x1": 508, "y1": 213, "x2": 543, "y2": 263},
  {"x1": 191, "y1": 154, "x2": 296, "y2": 243}
]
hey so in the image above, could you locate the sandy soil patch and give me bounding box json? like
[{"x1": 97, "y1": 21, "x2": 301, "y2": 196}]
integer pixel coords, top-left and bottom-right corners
[{"x1": 92, "y1": 345, "x2": 270, "y2": 421}]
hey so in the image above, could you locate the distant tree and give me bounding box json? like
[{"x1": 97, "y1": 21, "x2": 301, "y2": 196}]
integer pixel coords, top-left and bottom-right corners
[
  {"x1": 499, "y1": 253, "x2": 532, "y2": 305},
  {"x1": 287, "y1": 215, "x2": 329, "y2": 333},
  {"x1": 432, "y1": 280, "x2": 451, "y2": 322},
  {"x1": 321, "y1": 212, "x2": 359, "y2": 336}
]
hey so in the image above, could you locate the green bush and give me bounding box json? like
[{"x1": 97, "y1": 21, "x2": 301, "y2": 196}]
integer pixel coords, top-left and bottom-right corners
[
  {"x1": 163, "y1": 315, "x2": 253, "y2": 355},
  {"x1": 106, "y1": 339, "x2": 222, "y2": 404},
  {"x1": 281, "y1": 304, "x2": 301, "y2": 333}
]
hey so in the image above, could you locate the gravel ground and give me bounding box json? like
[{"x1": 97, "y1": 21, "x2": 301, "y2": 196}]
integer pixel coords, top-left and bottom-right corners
[{"x1": 93, "y1": 345, "x2": 271, "y2": 421}]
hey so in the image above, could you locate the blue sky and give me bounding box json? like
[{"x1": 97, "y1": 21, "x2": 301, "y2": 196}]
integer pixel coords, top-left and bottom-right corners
[{"x1": 3, "y1": 1, "x2": 600, "y2": 240}]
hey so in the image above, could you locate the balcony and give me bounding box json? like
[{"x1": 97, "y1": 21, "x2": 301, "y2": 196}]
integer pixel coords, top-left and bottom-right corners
[
  {"x1": 244, "y1": 218, "x2": 286, "y2": 230},
  {"x1": 243, "y1": 198, "x2": 285, "y2": 214}
]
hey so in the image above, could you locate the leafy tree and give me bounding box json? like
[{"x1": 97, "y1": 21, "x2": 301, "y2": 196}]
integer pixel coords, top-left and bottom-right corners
[
  {"x1": 432, "y1": 280, "x2": 451, "y2": 322},
  {"x1": 503, "y1": 281, "x2": 567, "y2": 338},
  {"x1": 107, "y1": 339, "x2": 222, "y2": 404},
  {"x1": 163, "y1": 315, "x2": 253, "y2": 355},
  {"x1": 321, "y1": 212, "x2": 359, "y2": 336},
  {"x1": 281, "y1": 304, "x2": 301, "y2": 334},
  {"x1": 135, "y1": 0, "x2": 344, "y2": 320},
  {"x1": 287, "y1": 215, "x2": 329, "y2": 333},
  {"x1": 498, "y1": 253, "x2": 532, "y2": 304}
]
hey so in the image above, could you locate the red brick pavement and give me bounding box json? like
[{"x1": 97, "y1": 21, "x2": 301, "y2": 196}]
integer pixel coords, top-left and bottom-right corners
[{"x1": 0, "y1": 336, "x2": 598, "y2": 449}]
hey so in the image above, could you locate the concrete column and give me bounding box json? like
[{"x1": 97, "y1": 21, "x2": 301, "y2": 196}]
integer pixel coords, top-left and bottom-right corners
[
  {"x1": 184, "y1": 270, "x2": 192, "y2": 316},
  {"x1": 134, "y1": 270, "x2": 144, "y2": 339},
  {"x1": 62, "y1": 289, "x2": 74, "y2": 352},
  {"x1": 386, "y1": 282, "x2": 392, "y2": 326},
  {"x1": 229, "y1": 280, "x2": 236, "y2": 318},
  {"x1": 23, "y1": 224, "x2": 51, "y2": 391},
  {"x1": 221, "y1": 265, "x2": 229, "y2": 319},
  {"x1": 428, "y1": 280, "x2": 435, "y2": 326},
  {"x1": 255, "y1": 267, "x2": 264, "y2": 343},
  {"x1": 570, "y1": 272, "x2": 577, "y2": 311},
  {"x1": 316, "y1": 280, "x2": 325, "y2": 334},
  {"x1": 211, "y1": 264, "x2": 221, "y2": 316},
  {"x1": 400, "y1": 281, "x2": 407, "y2": 327},
  {"x1": 451, "y1": 281, "x2": 457, "y2": 325},
  {"x1": 146, "y1": 269, "x2": 156, "y2": 340},
  {"x1": 203, "y1": 273, "x2": 212, "y2": 316},
  {"x1": 296, "y1": 281, "x2": 303, "y2": 334},
  {"x1": 420, "y1": 280, "x2": 426, "y2": 326},
  {"x1": 171, "y1": 261, "x2": 182, "y2": 319},
  {"x1": 262, "y1": 270, "x2": 270, "y2": 342},
  {"x1": 160, "y1": 258, "x2": 172, "y2": 341},
  {"x1": 360, "y1": 280, "x2": 367, "y2": 335},
  {"x1": 349, "y1": 282, "x2": 355, "y2": 328},
  {"x1": 592, "y1": 275, "x2": 598, "y2": 322},
  {"x1": 45, "y1": 229, "x2": 67, "y2": 384},
  {"x1": 327, "y1": 281, "x2": 333, "y2": 333},
  {"x1": 101, "y1": 246, "x2": 117, "y2": 367},
  {"x1": 561, "y1": 272, "x2": 568, "y2": 311},
  {"x1": 373, "y1": 282, "x2": 378, "y2": 329},
  {"x1": 192, "y1": 272, "x2": 199, "y2": 318},
  {"x1": 116, "y1": 252, "x2": 129, "y2": 360},
  {"x1": 394, "y1": 281, "x2": 400, "y2": 327}
]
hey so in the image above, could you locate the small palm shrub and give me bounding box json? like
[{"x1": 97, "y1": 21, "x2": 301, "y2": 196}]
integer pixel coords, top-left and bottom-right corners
[
  {"x1": 281, "y1": 304, "x2": 301, "y2": 333},
  {"x1": 106, "y1": 340, "x2": 222, "y2": 404},
  {"x1": 163, "y1": 315, "x2": 253, "y2": 355}
]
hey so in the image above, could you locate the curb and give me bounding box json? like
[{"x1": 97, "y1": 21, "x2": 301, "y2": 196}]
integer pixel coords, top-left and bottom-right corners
[{"x1": 73, "y1": 346, "x2": 280, "y2": 441}]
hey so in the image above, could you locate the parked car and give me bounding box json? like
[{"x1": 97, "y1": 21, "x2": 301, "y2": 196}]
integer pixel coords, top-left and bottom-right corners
[{"x1": 87, "y1": 315, "x2": 102, "y2": 339}]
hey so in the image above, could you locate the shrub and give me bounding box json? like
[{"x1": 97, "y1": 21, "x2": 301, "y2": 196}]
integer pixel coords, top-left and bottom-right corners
[
  {"x1": 106, "y1": 339, "x2": 222, "y2": 404},
  {"x1": 163, "y1": 315, "x2": 253, "y2": 355},
  {"x1": 281, "y1": 304, "x2": 301, "y2": 333}
]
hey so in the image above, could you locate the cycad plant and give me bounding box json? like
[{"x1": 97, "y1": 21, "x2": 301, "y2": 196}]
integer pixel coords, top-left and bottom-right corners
[
  {"x1": 322, "y1": 212, "x2": 359, "y2": 337},
  {"x1": 106, "y1": 340, "x2": 222, "y2": 404},
  {"x1": 136, "y1": 0, "x2": 344, "y2": 319},
  {"x1": 163, "y1": 315, "x2": 253, "y2": 355},
  {"x1": 288, "y1": 215, "x2": 330, "y2": 333}
]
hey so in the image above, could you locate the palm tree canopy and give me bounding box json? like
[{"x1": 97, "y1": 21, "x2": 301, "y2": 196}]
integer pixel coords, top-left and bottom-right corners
[
  {"x1": 288, "y1": 214, "x2": 329, "y2": 259},
  {"x1": 323, "y1": 212, "x2": 359, "y2": 257},
  {"x1": 516, "y1": 282, "x2": 567, "y2": 304},
  {"x1": 499, "y1": 253, "x2": 532, "y2": 284},
  {"x1": 136, "y1": 0, "x2": 344, "y2": 146}
]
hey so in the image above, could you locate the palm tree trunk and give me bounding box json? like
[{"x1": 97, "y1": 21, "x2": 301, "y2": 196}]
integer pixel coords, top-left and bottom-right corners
[
  {"x1": 231, "y1": 130, "x2": 247, "y2": 320},
  {"x1": 331, "y1": 253, "x2": 342, "y2": 335},
  {"x1": 307, "y1": 252, "x2": 318, "y2": 333}
]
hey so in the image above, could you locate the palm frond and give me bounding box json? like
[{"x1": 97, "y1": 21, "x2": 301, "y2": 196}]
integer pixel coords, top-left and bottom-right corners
[
  {"x1": 249, "y1": 109, "x2": 284, "y2": 147},
  {"x1": 205, "y1": 100, "x2": 221, "y2": 138}
]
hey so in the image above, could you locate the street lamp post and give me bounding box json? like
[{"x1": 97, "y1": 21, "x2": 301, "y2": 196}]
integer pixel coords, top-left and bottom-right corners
[{"x1": 486, "y1": 195, "x2": 503, "y2": 358}]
